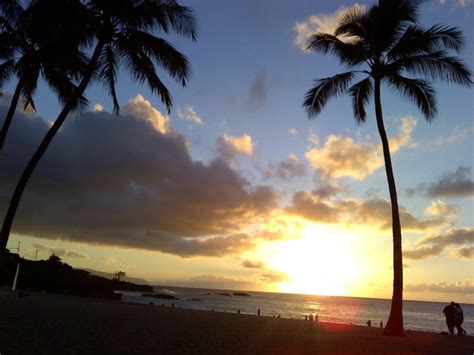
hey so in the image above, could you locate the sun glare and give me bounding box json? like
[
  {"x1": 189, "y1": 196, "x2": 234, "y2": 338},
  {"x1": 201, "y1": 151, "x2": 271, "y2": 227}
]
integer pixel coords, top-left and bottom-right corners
[{"x1": 263, "y1": 223, "x2": 362, "y2": 296}]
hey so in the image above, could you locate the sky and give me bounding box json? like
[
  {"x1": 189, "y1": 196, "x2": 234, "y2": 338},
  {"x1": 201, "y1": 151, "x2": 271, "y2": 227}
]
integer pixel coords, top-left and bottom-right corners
[{"x1": 0, "y1": 0, "x2": 473, "y2": 303}]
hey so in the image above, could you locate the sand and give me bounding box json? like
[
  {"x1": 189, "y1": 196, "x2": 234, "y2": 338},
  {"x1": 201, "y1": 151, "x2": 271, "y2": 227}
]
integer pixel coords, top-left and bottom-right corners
[{"x1": 1, "y1": 292, "x2": 473, "y2": 354}]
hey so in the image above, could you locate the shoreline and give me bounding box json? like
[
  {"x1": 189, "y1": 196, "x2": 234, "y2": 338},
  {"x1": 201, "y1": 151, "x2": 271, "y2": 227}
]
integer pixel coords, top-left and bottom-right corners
[{"x1": 1, "y1": 292, "x2": 473, "y2": 354}]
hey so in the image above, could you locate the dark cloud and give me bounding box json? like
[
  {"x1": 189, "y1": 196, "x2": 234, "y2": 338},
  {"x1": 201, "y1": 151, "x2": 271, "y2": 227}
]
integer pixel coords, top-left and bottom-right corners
[
  {"x1": 264, "y1": 155, "x2": 306, "y2": 180},
  {"x1": 451, "y1": 246, "x2": 474, "y2": 259},
  {"x1": 405, "y1": 228, "x2": 474, "y2": 260},
  {"x1": 216, "y1": 134, "x2": 254, "y2": 162},
  {"x1": 260, "y1": 272, "x2": 289, "y2": 283},
  {"x1": 246, "y1": 71, "x2": 268, "y2": 110},
  {"x1": 286, "y1": 192, "x2": 447, "y2": 232},
  {"x1": 0, "y1": 98, "x2": 278, "y2": 257},
  {"x1": 311, "y1": 172, "x2": 341, "y2": 199},
  {"x1": 404, "y1": 187, "x2": 416, "y2": 198},
  {"x1": 241, "y1": 259, "x2": 265, "y2": 268},
  {"x1": 287, "y1": 191, "x2": 340, "y2": 223},
  {"x1": 405, "y1": 282, "x2": 474, "y2": 294},
  {"x1": 32, "y1": 242, "x2": 89, "y2": 259},
  {"x1": 421, "y1": 166, "x2": 474, "y2": 199},
  {"x1": 176, "y1": 274, "x2": 255, "y2": 290}
]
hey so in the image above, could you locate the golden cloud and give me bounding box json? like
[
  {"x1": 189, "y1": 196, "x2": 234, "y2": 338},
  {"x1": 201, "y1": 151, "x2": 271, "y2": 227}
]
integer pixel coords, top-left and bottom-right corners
[{"x1": 305, "y1": 116, "x2": 416, "y2": 180}]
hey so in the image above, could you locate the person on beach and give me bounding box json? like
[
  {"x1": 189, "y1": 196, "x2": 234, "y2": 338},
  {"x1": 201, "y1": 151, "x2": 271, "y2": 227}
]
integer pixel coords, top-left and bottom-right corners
[
  {"x1": 443, "y1": 302, "x2": 456, "y2": 335},
  {"x1": 454, "y1": 303, "x2": 467, "y2": 336}
]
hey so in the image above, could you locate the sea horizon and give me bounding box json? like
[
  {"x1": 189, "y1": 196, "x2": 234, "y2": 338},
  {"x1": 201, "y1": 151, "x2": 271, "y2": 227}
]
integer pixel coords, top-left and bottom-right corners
[{"x1": 121, "y1": 285, "x2": 474, "y2": 334}]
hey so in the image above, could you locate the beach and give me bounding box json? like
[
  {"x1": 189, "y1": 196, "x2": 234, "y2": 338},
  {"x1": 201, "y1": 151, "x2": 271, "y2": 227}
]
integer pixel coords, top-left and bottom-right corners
[{"x1": 1, "y1": 292, "x2": 472, "y2": 354}]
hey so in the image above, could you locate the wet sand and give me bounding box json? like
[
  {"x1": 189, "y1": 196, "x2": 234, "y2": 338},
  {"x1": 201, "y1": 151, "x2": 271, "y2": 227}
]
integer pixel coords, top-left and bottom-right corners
[{"x1": 1, "y1": 292, "x2": 472, "y2": 354}]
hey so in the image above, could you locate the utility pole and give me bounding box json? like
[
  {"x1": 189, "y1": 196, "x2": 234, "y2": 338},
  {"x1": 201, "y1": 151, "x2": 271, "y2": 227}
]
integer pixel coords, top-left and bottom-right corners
[
  {"x1": 16, "y1": 241, "x2": 21, "y2": 256},
  {"x1": 34, "y1": 249, "x2": 38, "y2": 261}
]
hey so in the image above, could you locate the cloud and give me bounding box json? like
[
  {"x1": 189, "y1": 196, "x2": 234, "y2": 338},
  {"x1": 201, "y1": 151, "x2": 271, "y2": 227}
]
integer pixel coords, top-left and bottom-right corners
[
  {"x1": 432, "y1": 125, "x2": 474, "y2": 146},
  {"x1": 93, "y1": 103, "x2": 104, "y2": 112},
  {"x1": 0, "y1": 97, "x2": 277, "y2": 257},
  {"x1": 287, "y1": 191, "x2": 341, "y2": 223},
  {"x1": 405, "y1": 187, "x2": 416, "y2": 197},
  {"x1": 216, "y1": 134, "x2": 255, "y2": 161},
  {"x1": 439, "y1": 0, "x2": 473, "y2": 8},
  {"x1": 260, "y1": 272, "x2": 289, "y2": 283},
  {"x1": 289, "y1": 128, "x2": 298, "y2": 136},
  {"x1": 307, "y1": 130, "x2": 319, "y2": 147},
  {"x1": 177, "y1": 105, "x2": 204, "y2": 125},
  {"x1": 426, "y1": 166, "x2": 474, "y2": 199},
  {"x1": 241, "y1": 259, "x2": 265, "y2": 268},
  {"x1": 122, "y1": 95, "x2": 170, "y2": 134},
  {"x1": 405, "y1": 228, "x2": 474, "y2": 260},
  {"x1": 425, "y1": 200, "x2": 459, "y2": 217},
  {"x1": 451, "y1": 246, "x2": 474, "y2": 259},
  {"x1": 305, "y1": 117, "x2": 416, "y2": 180},
  {"x1": 265, "y1": 154, "x2": 306, "y2": 180},
  {"x1": 246, "y1": 71, "x2": 268, "y2": 110},
  {"x1": 32, "y1": 243, "x2": 89, "y2": 259},
  {"x1": 294, "y1": 4, "x2": 366, "y2": 52},
  {"x1": 287, "y1": 193, "x2": 448, "y2": 232},
  {"x1": 182, "y1": 274, "x2": 255, "y2": 290},
  {"x1": 406, "y1": 281, "x2": 474, "y2": 294},
  {"x1": 312, "y1": 172, "x2": 342, "y2": 199}
]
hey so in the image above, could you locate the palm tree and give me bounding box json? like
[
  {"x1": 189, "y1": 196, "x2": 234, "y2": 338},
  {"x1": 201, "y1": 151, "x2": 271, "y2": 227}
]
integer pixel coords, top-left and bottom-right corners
[
  {"x1": 0, "y1": 0, "x2": 196, "y2": 250},
  {"x1": 0, "y1": 0, "x2": 89, "y2": 151},
  {"x1": 302, "y1": 0, "x2": 471, "y2": 336}
]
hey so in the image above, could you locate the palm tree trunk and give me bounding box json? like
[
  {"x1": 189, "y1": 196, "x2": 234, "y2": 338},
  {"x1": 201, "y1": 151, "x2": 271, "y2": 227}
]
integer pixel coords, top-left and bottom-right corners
[
  {"x1": 0, "y1": 43, "x2": 104, "y2": 252},
  {"x1": 373, "y1": 79, "x2": 404, "y2": 336},
  {"x1": 0, "y1": 81, "x2": 23, "y2": 151}
]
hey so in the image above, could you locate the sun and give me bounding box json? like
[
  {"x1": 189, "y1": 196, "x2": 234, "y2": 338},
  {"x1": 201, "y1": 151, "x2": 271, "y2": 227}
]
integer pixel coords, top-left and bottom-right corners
[{"x1": 262, "y1": 223, "x2": 362, "y2": 296}]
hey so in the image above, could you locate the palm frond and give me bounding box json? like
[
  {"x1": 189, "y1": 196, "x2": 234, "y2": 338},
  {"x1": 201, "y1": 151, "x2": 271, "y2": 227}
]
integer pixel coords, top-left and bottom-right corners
[
  {"x1": 303, "y1": 72, "x2": 355, "y2": 118},
  {"x1": 0, "y1": 59, "x2": 15, "y2": 87},
  {"x1": 99, "y1": 45, "x2": 120, "y2": 113},
  {"x1": 305, "y1": 33, "x2": 368, "y2": 66},
  {"x1": 123, "y1": 49, "x2": 173, "y2": 112},
  {"x1": 21, "y1": 93, "x2": 36, "y2": 113},
  {"x1": 19, "y1": 62, "x2": 40, "y2": 112},
  {"x1": 390, "y1": 51, "x2": 472, "y2": 86},
  {"x1": 334, "y1": 5, "x2": 367, "y2": 39},
  {"x1": 348, "y1": 77, "x2": 373, "y2": 124},
  {"x1": 0, "y1": 31, "x2": 19, "y2": 59},
  {"x1": 0, "y1": 0, "x2": 23, "y2": 24},
  {"x1": 43, "y1": 67, "x2": 89, "y2": 112},
  {"x1": 136, "y1": 0, "x2": 197, "y2": 41},
  {"x1": 364, "y1": 0, "x2": 421, "y2": 56},
  {"x1": 387, "y1": 24, "x2": 465, "y2": 60},
  {"x1": 119, "y1": 30, "x2": 190, "y2": 86},
  {"x1": 388, "y1": 74, "x2": 437, "y2": 121}
]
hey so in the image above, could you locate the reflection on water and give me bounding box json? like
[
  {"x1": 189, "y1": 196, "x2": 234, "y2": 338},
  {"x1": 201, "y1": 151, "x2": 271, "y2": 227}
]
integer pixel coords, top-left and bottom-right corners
[{"x1": 120, "y1": 286, "x2": 473, "y2": 333}]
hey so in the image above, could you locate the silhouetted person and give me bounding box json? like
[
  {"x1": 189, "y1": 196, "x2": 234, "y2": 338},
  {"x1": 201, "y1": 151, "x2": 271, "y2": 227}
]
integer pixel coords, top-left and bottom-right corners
[
  {"x1": 237, "y1": 309, "x2": 240, "y2": 314},
  {"x1": 257, "y1": 308, "x2": 260, "y2": 316},
  {"x1": 309, "y1": 314, "x2": 313, "y2": 321},
  {"x1": 305, "y1": 315, "x2": 308, "y2": 321},
  {"x1": 367, "y1": 320, "x2": 371, "y2": 327},
  {"x1": 380, "y1": 321, "x2": 383, "y2": 328},
  {"x1": 315, "y1": 314, "x2": 319, "y2": 322},
  {"x1": 443, "y1": 302, "x2": 456, "y2": 334},
  {"x1": 454, "y1": 303, "x2": 467, "y2": 336}
]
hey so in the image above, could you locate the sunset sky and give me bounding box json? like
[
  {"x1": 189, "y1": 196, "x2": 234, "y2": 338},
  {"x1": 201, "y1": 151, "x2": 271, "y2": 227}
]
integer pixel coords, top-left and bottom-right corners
[{"x1": 0, "y1": 0, "x2": 473, "y2": 303}]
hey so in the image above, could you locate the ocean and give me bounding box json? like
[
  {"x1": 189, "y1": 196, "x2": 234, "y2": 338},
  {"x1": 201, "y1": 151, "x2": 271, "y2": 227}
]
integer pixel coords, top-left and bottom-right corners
[{"x1": 120, "y1": 286, "x2": 474, "y2": 334}]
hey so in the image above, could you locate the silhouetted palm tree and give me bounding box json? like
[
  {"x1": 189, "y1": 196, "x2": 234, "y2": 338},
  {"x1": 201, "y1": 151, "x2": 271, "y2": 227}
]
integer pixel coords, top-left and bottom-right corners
[
  {"x1": 302, "y1": 0, "x2": 471, "y2": 336},
  {"x1": 0, "y1": 0, "x2": 196, "y2": 250},
  {"x1": 0, "y1": 0, "x2": 89, "y2": 150}
]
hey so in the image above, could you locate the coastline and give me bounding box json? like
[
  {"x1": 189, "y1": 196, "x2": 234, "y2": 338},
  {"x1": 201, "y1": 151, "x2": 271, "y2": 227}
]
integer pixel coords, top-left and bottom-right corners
[{"x1": 1, "y1": 292, "x2": 473, "y2": 354}]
